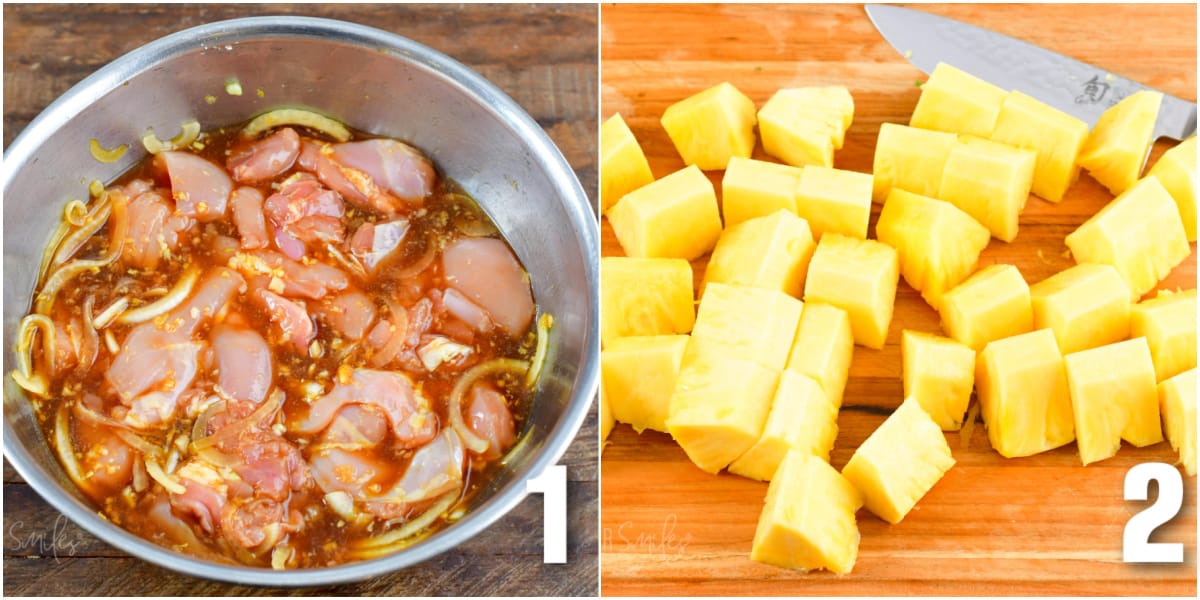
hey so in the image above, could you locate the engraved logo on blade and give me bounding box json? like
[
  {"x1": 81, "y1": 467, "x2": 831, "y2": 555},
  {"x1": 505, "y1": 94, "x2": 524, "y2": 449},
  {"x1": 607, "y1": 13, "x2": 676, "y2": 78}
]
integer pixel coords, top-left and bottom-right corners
[{"x1": 1075, "y1": 75, "x2": 1110, "y2": 104}]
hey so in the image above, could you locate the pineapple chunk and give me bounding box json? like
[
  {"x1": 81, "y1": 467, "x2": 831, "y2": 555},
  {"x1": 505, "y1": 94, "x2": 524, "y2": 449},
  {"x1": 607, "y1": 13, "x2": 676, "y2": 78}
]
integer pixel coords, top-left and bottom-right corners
[
  {"x1": 871, "y1": 123, "x2": 956, "y2": 202},
  {"x1": 600, "y1": 257, "x2": 695, "y2": 348},
  {"x1": 842, "y1": 398, "x2": 956, "y2": 524},
  {"x1": 1131, "y1": 289, "x2": 1197, "y2": 382},
  {"x1": 989, "y1": 91, "x2": 1089, "y2": 203},
  {"x1": 939, "y1": 264, "x2": 1033, "y2": 351},
  {"x1": 750, "y1": 451, "x2": 863, "y2": 574},
  {"x1": 1065, "y1": 337, "x2": 1163, "y2": 466},
  {"x1": 601, "y1": 335, "x2": 689, "y2": 434},
  {"x1": 600, "y1": 377, "x2": 614, "y2": 444},
  {"x1": 1159, "y1": 368, "x2": 1197, "y2": 476},
  {"x1": 938, "y1": 135, "x2": 1036, "y2": 242},
  {"x1": 691, "y1": 282, "x2": 804, "y2": 371},
  {"x1": 607, "y1": 164, "x2": 723, "y2": 260},
  {"x1": 703, "y1": 210, "x2": 815, "y2": 298},
  {"x1": 975, "y1": 329, "x2": 1075, "y2": 458},
  {"x1": 803, "y1": 233, "x2": 899, "y2": 350},
  {"x1": 910, "y1": 63, "x2": 1007, "y2": 138},
  {"x1": 757, "y1": 87, "x2": 854, "y2": 168},
  {"x1": 794, "y1": 166, "x2": 874, "y2": 240},
  {"x1": 600, "y1": 113, "x2": 654, "y2": 213},
  {"x1": 1148, "y1": 136, "x2": 1197, "y2": 242},
  {"x1": 660, "y1": 82, "x2": 757, "y2": 170},
  {"x1": 902, "y1": 330, "x2": 975, "y2": 431},
  {"x1": 786, "y1": 302, "x2": 854, "y2": 409},
  {"x1": 667, "y1": 340, "x2": 779, "y2": 474},
  {"x1": 721, "y1": 157, "x2": 803, "y2": 227},
  {"x1": 1078, "y1": 91, "x2": 1163, "y2": 196},
  {"x1": 729, "y1": 371, "x2": 838, "y2": 481},
  {"x1": 766, "y1": 86, "x2": 854, "y2": 147},
  {"x1": 876, "y1": 188, "x2": 991, "y2": 310},
  {"x1": 1064, "y1": 176, "x2": 1190, "y2": 299},
  {"x1": 1030, "y1": 263, "x2": 1131, "y2": 355}
]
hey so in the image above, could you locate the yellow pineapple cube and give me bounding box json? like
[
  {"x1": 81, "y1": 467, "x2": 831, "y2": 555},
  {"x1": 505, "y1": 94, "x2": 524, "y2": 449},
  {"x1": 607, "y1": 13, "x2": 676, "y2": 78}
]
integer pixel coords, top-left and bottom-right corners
[
  {"x1": 902, "y1": 330, "x2": 976, "y2": 431},
  {"x1": 661, "y1": 82, "x2": 757, "y2": 170},
  {"x1": 876, "y1": 188, "x2": 991, "y2": 310},
  {"x1": 1030, "y1": 263, "x2": 1131, "y2": 355},
  {"x1": 721, "y1": 157, "x2": 803, "y2": 227},
  {"x1": 1078, "y1": 91, "x2": 1163, "y2": 196},
  {"x1": 667, "y1": 340, "x2": 779, "y2": 473},
  {"x1": 939, "y1": 264, "x2": 1033, "y2": 351},
  {"x1": 1159, "y1": 368, "x2": 1197, "y2": 476},
  {"x1": 691, "y1": 282, "x2": 804, "y2": 371},
  {"x1": 842, "y1": 398, "x2": 956, "y2": 524},
  {"x1": 600, "y1": 377, "x2": 614, "y2": 445},
  {"x1": 1148, "y1": 136, "x2": 1197, "y2": 242},
  {"x1": 703, "y1": 210, "x2": 815, "y2": 298},
  {"x1": 769, "y1": 86, "x2": 854, "y2": 147},
  {"x1": 1065, "y1": 337, "x2": 1163, "y2": 466},
  {"x1": 793, "y1": 86, "x2": 855, "y2": 130},
  {"x1": 759, "y1": 115, "x2": 834, "y2": 168},
  {"x1": 989, "y1": 91, "x2": 1089, "y2": 203},
  {"x1": 975, "y1": 329, "x2": 1075, "y2": 458},
  {"x1": 600, "y1": 257, "x2": 695, "y2": 348},
  {"x1": 910, "y1": 63, "x2": 1007, "y2": 138},
  {"x1": 729, "y1": 371, "x2": 838, "y2": 481},
  {"x1": 786, "y1": 302, "x2": 854, "y2": 408},
  {"x1": 803, "y1": 233, "x2": 899, "y2": 350},
  {"x1": 757, "y1": 87, "x2": 854, "y2": 168},
  {"x1": 600, "y1": 113, "x2": 654, "y2": 213},
  {"x1": 608, "y1": 164, "x2": 723, "y2": 260},
  {"x1": 1132, "y1": 289, "x2": 1197, "y2": 382},
  {"x1": 1064, "y1": 176, "x2": 1190, "y2": 299},
  {"x1": 871, "y1": 123, "x2": 956, "y2": 202},
  {"x1": 794, "y1": 166, "x2": 874, "y2": 240},
  {"x1": 938, "y1": 135, "x2": 1036, "y2": 242},
  {"x1": 601, "y1": 335, "x2": 689, "y2": 434},
  {"x1": 750, "y1": 451, "x2": 863, "y2": 574}
]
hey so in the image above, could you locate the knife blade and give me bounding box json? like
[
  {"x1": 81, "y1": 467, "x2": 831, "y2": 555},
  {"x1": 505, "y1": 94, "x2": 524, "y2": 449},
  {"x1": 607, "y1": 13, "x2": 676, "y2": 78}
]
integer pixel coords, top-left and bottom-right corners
[{"x1": 865, "y1": 4, "x2": 1197, "y2": 141}]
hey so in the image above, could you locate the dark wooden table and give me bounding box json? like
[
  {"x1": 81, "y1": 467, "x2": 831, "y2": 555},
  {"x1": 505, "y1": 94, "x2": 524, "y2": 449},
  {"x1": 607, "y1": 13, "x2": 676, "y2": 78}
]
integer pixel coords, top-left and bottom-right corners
[{"x1": 2, "y1": 4, "x2": 598, "y2": 596}]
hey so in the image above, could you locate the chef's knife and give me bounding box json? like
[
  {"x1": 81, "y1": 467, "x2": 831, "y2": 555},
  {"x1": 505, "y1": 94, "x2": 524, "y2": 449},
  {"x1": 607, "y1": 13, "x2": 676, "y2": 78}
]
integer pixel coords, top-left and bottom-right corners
[{"x1": 865, "y1": 4, "x2": 1197, "y2": 141}]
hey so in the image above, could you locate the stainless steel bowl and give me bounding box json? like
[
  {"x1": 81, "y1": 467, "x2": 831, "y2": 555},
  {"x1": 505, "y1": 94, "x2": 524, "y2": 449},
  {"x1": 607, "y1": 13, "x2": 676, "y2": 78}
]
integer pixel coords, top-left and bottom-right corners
[{"x1": 2, "y1": 16, "x2": 598, "y2": 586}]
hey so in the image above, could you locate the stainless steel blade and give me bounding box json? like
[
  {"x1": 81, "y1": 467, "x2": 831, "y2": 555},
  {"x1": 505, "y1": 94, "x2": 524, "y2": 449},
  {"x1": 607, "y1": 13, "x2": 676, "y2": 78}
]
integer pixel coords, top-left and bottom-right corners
[{"x1": 865, "y1": 4, "x2": 1196, "y2": 140}]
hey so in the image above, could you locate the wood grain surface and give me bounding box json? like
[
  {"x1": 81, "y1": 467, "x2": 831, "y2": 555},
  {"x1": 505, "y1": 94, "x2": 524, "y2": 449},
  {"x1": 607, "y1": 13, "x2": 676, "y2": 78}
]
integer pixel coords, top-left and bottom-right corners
[
  {"x1": 600, "y1": 3, "x2": 1197, "y2": 596},
  {"x1": 2, "y1": 3, "x2": 598, "y2": 596}
]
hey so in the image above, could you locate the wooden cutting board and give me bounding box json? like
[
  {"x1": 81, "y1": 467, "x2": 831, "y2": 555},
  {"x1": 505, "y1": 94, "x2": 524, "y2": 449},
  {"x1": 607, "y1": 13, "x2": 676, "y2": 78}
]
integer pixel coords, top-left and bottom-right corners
[{"x1": 600, "y1": 3, "x2": 1197, "y2": 596}]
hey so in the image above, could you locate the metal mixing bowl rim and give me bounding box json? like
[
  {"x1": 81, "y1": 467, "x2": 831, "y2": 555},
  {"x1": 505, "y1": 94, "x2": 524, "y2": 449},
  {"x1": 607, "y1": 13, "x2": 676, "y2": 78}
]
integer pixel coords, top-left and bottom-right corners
[{"x1": 2, "y1": 15, "x2": 598, "y2": 587}]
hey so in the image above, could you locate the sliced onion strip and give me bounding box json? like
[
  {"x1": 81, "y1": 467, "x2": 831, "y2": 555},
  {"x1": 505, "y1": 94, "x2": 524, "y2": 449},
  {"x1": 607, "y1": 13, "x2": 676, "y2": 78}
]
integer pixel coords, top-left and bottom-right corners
[
  {"x1": 10, "y1": 371, "x2": 49, "y2": 397},
  {"x1": 53, "y1": 202, "x2": 112, "y2": 267},
  {"x1": 349, "y1": 488, "x2": 459, "y2": 554},
  {"x1": 35, "y1": 191, "x2": 128, "y2": 315},
  {"x1": 54, "y1": 403, "x2": 92, "y2": 494},
  {"x1": 241, "y1": 109, "x2": 350, "y2": 142},
  {"x1": 117, "y1": 266, "x2": 200, "y2": 325},
  {"x1": 449, "y1": 358, "x2": 530, "y2": 454},
  {"x1": 15, "y1": 314, "x2": 55, "y2": 379},
  {"x1": 192, "y1": 388, "x2": 283, "y2": 452},
  {"x1": 390, "y1": 234, "x2": 437, "y2": 280},
  {"x1": 113, "y1": 429, "x2": 165, "y2": 458},
  {"x1": 526, "y1": 313, "x2": 554, "y2": 388},
  {"x1": 92, "y1": 296, "x2": 130, "y2": 330},
  {"x1": 36, "y1": 221, "x2": 71, "y2": 288},
  {"x1": 76, "y1": 297, "x2": 100, "y2": 375},
  {"x1": 63, "y1": 199, "x2": 89, "y2": 227},
  {"x1": 144, "y1": 455, "x2": 186, "y2": 494},
  {"x1": 142, "y1": 119, "x2": 200, "y2": 154},
  {"x1": 369, "y1": 300, "x2": 409, "y2": 368}
]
